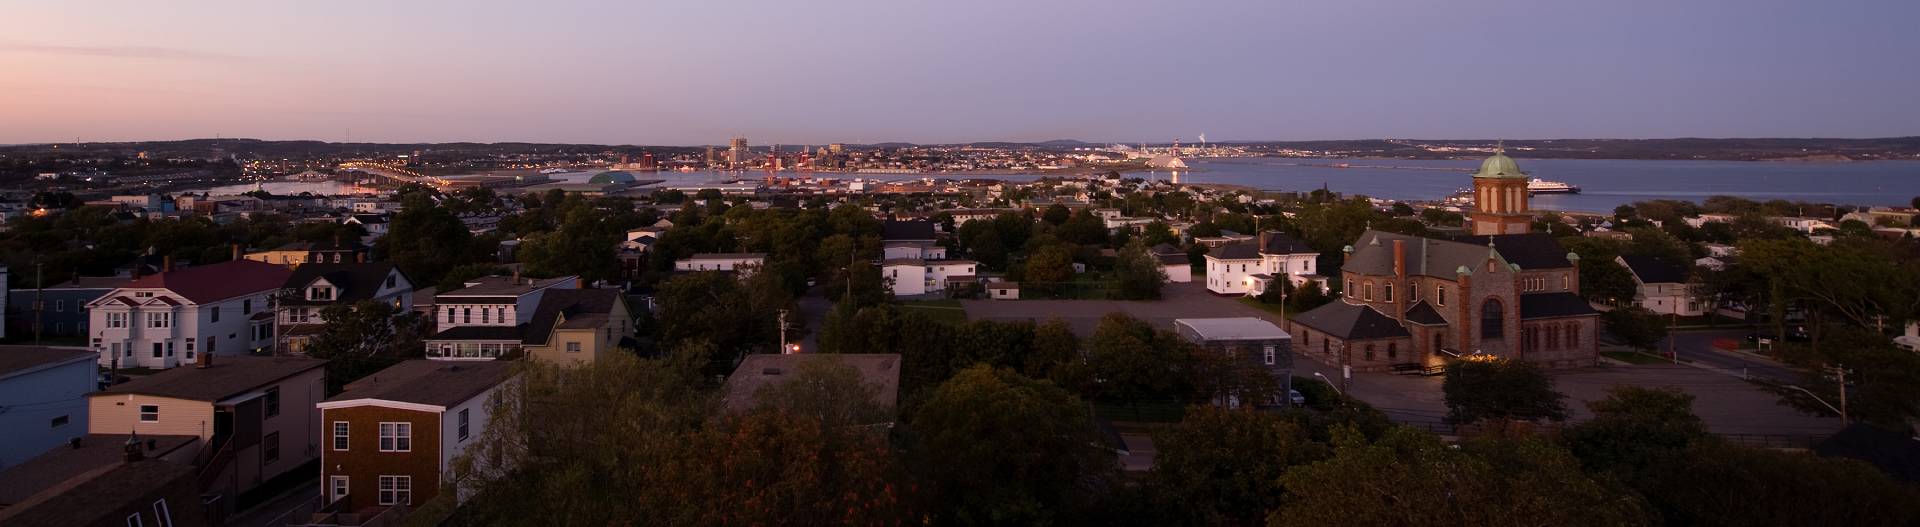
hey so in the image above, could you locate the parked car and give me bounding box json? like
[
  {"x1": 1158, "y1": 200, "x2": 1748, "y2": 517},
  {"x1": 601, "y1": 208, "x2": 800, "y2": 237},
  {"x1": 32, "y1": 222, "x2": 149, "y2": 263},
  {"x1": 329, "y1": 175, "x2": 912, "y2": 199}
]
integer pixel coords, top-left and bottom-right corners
[{"x1": 1288, "y1": 389, "x2": 1307, "y2": 406}]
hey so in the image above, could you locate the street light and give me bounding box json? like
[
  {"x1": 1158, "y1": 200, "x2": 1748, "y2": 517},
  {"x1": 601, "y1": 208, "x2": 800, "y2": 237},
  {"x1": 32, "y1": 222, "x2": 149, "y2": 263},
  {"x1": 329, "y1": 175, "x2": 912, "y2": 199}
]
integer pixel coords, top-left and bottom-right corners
[
  {"x1": 1782, "y1": 385, "x2": 1846, "y2": 422},
  {"x1": 1312, "y1": 372, "x2": 1343, "y2": 397}
]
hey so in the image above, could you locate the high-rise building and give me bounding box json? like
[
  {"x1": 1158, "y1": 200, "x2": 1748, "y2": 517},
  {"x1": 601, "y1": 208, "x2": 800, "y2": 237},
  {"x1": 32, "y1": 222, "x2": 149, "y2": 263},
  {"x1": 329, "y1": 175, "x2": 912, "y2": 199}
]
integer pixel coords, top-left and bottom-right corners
[
  {"x1": 828, "y1": 143, "x2": 844, "y2": 155},
  {"x1": 728, "y1": 136, "x2": 748, "y2": 168}
]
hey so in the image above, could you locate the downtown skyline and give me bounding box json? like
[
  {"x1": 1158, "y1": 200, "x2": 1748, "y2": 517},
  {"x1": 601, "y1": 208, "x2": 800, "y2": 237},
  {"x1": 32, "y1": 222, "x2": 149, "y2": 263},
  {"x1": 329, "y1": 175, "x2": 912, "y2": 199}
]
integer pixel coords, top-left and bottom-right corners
[{"x1": 3, "y1": 0, "x2": 1919, "y2": 145}]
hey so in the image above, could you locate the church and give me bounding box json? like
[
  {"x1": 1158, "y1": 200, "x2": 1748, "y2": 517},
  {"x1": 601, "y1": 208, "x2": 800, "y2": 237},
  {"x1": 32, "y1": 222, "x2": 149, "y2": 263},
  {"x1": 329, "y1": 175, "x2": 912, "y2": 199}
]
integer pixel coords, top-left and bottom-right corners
[{"x1": 1285, "y1": 147, "x2": 1601, "y2": 372}]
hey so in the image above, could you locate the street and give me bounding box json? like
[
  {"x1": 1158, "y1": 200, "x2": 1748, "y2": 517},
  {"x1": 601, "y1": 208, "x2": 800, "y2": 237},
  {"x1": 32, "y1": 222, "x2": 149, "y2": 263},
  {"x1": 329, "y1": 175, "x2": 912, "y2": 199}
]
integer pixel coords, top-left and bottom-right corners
[{"x1": 1664, "y1": 328, "x2": 1805, "y2": 383}]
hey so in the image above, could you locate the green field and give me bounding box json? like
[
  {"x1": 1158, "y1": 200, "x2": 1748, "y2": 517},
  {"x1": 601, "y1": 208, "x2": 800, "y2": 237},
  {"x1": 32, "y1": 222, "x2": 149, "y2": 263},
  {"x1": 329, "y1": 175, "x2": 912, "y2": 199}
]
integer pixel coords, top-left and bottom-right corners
[{"x1": 899, "y1": 299, "x2": 969, "y2": 324}]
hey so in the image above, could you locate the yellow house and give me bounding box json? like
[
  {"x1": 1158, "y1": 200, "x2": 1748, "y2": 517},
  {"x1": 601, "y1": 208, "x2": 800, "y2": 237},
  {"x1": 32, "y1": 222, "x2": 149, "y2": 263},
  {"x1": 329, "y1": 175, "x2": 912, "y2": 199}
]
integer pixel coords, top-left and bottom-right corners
[{"x1": 520, "y1": 289, "x2": 635, "y2": 364}]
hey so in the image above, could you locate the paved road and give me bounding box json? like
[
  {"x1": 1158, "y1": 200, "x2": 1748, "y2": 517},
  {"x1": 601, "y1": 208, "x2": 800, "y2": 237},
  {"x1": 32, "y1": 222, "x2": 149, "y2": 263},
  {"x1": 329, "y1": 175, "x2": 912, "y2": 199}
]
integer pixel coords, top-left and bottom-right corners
[{"x1": 1666, "y1": 328, "x2": 1805, "y2": 383}]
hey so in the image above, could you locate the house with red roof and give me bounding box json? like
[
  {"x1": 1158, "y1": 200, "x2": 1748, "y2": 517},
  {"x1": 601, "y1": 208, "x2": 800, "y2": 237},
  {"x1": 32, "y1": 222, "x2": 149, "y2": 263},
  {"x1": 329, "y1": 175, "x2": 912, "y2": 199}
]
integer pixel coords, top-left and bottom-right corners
[{"x1": 86, "y1": 258, "x2": 292, "y2": 370}]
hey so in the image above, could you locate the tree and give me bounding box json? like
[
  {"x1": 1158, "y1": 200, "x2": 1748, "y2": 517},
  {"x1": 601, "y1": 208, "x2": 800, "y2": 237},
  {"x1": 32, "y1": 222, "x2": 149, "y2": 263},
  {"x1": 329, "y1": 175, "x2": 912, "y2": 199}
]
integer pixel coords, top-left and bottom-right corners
[
  {"x1": 1042, "y1": 203, "x2": 1071, "y2": 225},
  {"x1": 301, "y1": 300, "x2": 424, "y2": 392},
  {"x1": 1562, "y1": 386, "x2": 1712, "y2": 479},
  {"x1": 1081, "y1": 313, "x2": 1192, "y2": 405},
  {"x1": 1442, "y1": 358, "x2": 1569, "y2": 424},
  {"x1": 1141, "y1": 221, "x2": 1178, "y2": 247},
  {"x1": 1139, "y1": 407, "x2": 1319, "y2": 526},
  {"x1": 906, "y1": 366, "x2": 1117, "y2": 525},
  {"x1": 1271, "y1": 427, "x2": 1649, "y2": 527},
  {"x1": 1111, "y1": 239, "x2": 1166, "y2": 300},
  {"x1": 378, "y1": 192, "x2": 477, "y2": 285},
  {"x1": 1579, "y1": 259, "x2": 1637, "y2": 305},
  {"x1": 1604, "y1": 305, "x2": 1670, "y2": 352},
  {"x1": 1023, "y1": 243, "x2": 1075, "y2": 292},
  {"x1": 654, "y1": 271, "x2": 775, "y2": 360},
  {"x1": 1633, "y1": 442, "x2": 1920, "y2": 526},
  {"x1": 1025, "y1": 319, "x2": 1080, "y2": 383}
]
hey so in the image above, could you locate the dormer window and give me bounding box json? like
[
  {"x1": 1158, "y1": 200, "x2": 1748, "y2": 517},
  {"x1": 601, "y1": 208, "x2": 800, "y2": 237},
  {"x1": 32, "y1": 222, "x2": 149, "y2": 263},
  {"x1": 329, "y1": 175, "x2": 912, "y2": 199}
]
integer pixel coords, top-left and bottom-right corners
[{"x1": 309, "y1": 286, "x2": 335, "y2": 301}]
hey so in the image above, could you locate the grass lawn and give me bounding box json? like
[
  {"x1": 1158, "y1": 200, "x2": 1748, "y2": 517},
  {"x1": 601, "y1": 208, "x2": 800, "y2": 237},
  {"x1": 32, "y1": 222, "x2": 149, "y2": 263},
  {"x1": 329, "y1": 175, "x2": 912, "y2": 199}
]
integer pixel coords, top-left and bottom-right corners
[
  {"x1": 1239, "y1": 296, "x2": 1286, "y2": 316},
  {"x1": 1602, "y1": 351, "x2": 1671, "y2": 365},
  {"x1": 899, "y1": 299, "x2": 968, "y2": 324}
]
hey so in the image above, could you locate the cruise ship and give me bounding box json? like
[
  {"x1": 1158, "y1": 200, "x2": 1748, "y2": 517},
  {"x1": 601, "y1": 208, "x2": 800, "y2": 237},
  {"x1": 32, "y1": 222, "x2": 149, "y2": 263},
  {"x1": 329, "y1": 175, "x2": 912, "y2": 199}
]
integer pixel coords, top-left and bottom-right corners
[{"x1": 1527, "y1": 178, "x2": 1580, "y2": 194}]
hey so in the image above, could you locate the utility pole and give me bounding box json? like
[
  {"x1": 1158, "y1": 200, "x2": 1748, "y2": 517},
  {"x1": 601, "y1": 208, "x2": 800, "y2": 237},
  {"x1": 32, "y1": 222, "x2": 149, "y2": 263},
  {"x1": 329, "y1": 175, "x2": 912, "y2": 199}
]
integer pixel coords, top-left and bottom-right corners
[
  {"x1": 777, "y1": 309, "x2": 790, "y2": 353},
  {"x1": 33, "y1": 261, "x2": 44, "y2": 345}
]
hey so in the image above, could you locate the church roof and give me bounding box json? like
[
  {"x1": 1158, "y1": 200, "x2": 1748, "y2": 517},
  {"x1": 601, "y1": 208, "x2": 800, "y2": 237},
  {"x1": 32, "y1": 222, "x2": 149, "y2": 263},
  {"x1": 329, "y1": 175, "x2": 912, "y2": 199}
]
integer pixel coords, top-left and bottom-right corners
[
  {"x1": 1344, "y1": 231, "x2": 1503, "y2": 279},
  {"x1": 1290, "y1": 301, "x2": 1411, "y2": 340},
  {"x1": 1472, "y1": 145, "x2": 1528, "y2": 179}
]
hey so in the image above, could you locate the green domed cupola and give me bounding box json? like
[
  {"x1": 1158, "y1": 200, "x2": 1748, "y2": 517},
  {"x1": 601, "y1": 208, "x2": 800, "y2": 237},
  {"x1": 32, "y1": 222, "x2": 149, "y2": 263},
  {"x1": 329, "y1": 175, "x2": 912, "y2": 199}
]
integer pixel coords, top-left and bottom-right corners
[{"x1": 1471, "y1": 142, "x2": 1528, "y2": 179}]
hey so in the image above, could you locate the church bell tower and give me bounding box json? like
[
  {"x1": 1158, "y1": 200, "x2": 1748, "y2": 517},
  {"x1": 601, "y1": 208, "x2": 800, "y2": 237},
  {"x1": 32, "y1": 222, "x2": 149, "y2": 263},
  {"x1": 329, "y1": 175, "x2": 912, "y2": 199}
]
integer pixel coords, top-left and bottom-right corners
[{"x1": 1469, "y1": 143, "x2": 1533, "y2": 235}]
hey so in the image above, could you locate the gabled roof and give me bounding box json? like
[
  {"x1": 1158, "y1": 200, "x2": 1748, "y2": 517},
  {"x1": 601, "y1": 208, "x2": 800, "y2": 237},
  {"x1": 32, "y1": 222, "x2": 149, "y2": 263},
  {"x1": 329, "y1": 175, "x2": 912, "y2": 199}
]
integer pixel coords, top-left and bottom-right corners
[
  {"x1": 95, "y1": 356, "x2": 326, "y2": 402},
  {"x1": 280, "y1": 262, "x2": 409, "y2": 306},
  {"x1": 1619, "y1": 255, "x2": 1688, "y2": 284},
  {"x1": 1150, "y1": 243, "x2": 1182, "y2": 255},
  {"x1": 1519, "y1": 293, "x2": 1600, "y2": 319},
  {"x1": 880, "y1": 219, "x2": 936, "y2": 241},
  {"x1": 1453, "y1": 233, "x2": 1573, "y2": 270},
  {"x1": 1257, "y1": 231, "x2": 1316, "y2": 255},
  {"x1": 1209, "y1": 242, "x2": 1262, "y2": 260},
  {"x1": 0, "y1": 434, "x2": 198, "y2": 509},
  {"x1": 1345, "y1": 230, "x2": 1502, "y2": 279},
  {"x1": 326, "y1": 360, "x2": 516, "y2": 408},
  {"x1": 1290, "y1": 301, "x2": 1411, "y2": 340},
  {"x1": 117, "y1": 259, "x2": 292, "y2": 304},
  {"x1": 1404, "y1": 301, "x2": 1449, "y2": 326},
  {"x1": 523, "y1": 289, "x2": 625, "y2": 346}
]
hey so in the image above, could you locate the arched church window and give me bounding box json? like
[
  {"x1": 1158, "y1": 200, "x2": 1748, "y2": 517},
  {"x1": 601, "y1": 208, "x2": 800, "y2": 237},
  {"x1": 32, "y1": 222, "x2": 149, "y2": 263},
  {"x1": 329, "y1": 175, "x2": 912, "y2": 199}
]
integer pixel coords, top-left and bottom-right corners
[{"x1": 1481, "y1": 298, "x2": 1505, "y2": 340}]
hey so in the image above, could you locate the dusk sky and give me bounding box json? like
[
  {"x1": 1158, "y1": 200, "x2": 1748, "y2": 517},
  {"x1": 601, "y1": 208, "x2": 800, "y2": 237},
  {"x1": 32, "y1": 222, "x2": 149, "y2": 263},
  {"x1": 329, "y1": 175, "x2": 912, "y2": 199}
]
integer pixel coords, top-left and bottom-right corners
[{"x1": 3, "y1": 0, "x2": 1916, "y2": 145}]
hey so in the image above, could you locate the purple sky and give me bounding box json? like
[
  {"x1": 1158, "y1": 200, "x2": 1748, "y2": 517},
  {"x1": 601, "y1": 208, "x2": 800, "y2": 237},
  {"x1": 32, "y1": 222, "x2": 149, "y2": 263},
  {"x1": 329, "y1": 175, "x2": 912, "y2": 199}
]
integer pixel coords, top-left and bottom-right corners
[{"x1": 3, "y1": 0, "x2": 1916, "y2": 145}]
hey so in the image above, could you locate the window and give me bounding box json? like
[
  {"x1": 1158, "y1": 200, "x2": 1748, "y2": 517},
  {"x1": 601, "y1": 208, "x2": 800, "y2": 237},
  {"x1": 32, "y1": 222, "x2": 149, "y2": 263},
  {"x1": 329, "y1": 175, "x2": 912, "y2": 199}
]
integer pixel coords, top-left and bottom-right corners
[
  {"x1": 1262, "y1": 345, "x2": 1276, "y2": 365},
  {"x1": 331, "y1": 476, "x2": 350, "y2": 503},
  {"x1": 1481, "y1": 299, "x2": 1505, "y2": 339},
  {"x1": 265, "y1": 387, "x2": 281, "y2": 418},
  {"x1": 207, "y1": 336, "x2": 216, "y2": 354},
  {"x1": 1346, "y1": 279, "x2": 1355, "y2": 297},
  {"x1": 1388, "y1": 343, "x2": 1398, "y2": 359},
  {"x1": 379, "y1": 475, "x2": 412, "y2": 506},
  {"x1": 482, "y1": 308, "x2": 491, "y2": 324},
  {"x1": 333, "y1": 421, "x2": 350, "y2": 450},
  {"x1": 152, "y1": 342, "x2": 163, "y2": 358},
  {"x1": 386, "y1": 275, "x2": 397, "y2": 288},
  {"x1": 458, "y1": 409, "x2": 471, "y2": 441},
  {"x1": 379, "y1": 422, "x2": 412, "y2": 452},
  {"x1": 1363, "y1": 282, "x2": 1372, "y2": 301},
  {"x1": 243, "y1": 299, "x2": 253, "y2": 314},
  {"x1": 566, "y1": 341, "x2": 582, "y2": 353},
  {"x1": 445, "y1": 308, "x2": 455, "y2": 324},
  {"x1": 140, "y1": 405, "x2": 159, "y2": 422},
  {"x1": 1384, "y1": 283, "x2": 1394, "y2": 302},
  {"x1": 54, "y1": 299, "x2": 65, "y2": 312},
  {"x1": 127, "y1": 513, "x2": 143, "y2": 527},
  {"x1": 107, "y1": 312, "x2": 129, "y2": 328},
  {"x1": 51, "y1": 414, "x2": 69, "y2": 428},
  {"x1": 185, "y1": 338, "x2": 195, "y2": 356},
  {"x1": 463, "y1": 308, "x2": 472, "y2": 324},
  {"x1": 1562, "y1": 275, "x2": 1570, "y2": 290},
  {"x1": 1411, "y1": 283, "x2": 1419, "y2": 302},
  {"x1": 264, "y1": 432, "x2": 280, "y2": 464},
  {"x1": 1437, "y1": 285, "x2": 1447, "y2": 306},
  {"x1": 310, "y1": 286, "x2": 334, "y2": 300},
  {"x1": 166, "y1": 341, "x2": 174, "y2": 357},
  {"x1": 153, "y1": 499, "x2": 173, "y2": 527},
  {"x1": 1364, "y1": 344, "x2": 1375, "y2": 361}
]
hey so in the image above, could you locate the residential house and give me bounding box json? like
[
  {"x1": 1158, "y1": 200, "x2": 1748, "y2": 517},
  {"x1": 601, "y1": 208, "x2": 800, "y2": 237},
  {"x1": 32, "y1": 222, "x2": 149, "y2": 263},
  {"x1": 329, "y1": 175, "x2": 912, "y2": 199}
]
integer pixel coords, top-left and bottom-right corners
[
  {"x1": 1618, "y1": 255, "x2": 1704, "y2": 316},
  {"x1": 1151, "y1": 243, "x2": 1193, "y2": 283},
  {"x1": 277, "y1": 263, "x2": 416, "y2": 355},
  {"x1": 87, "y1": 258, "x2": 291, "y2": 370},
  {"x1": 883, "y1": 259, "x2": 979, "y2": 296},
  {"x1": 317, "y1": 360, "x2": 518, "y2": 513},
  {"x1": 0, "y1": 435, "x2": 209, "y2": 527},
  {"x1": 343, "y1": 214, "x2": 391, "y2": 240},
  {"x1": 243, "y1": 239, "x2": 371, "y2": 268},
  {"x1": 518, "y1": 289, "x2": 635, "y2": 364},
  {"x1": 986, "y1": 282, "x2": 1020, "y2": 300},
  {"x1": 424, "y1": 275, "x2": 577, "y2": 361},
  {"x1": 6, "y1": 275, "x2": 131, "y2": 338},
  {"x1": 88, "y1": 355, "x2": 326, "y2": 516},
  {"x1": 1205, "y1": 232, "x2": 1320, "y2": 295},
  {"x1": 0, "y1": 346, "x2": 96, "y2": 468},
  {"x1": 881, "y1": 219, "x2": 946, "y2": 260},
  {"x1": 1173, "y1": 318, "x2": 1294, "y2": 407},
  {"x1": 674, "y1": 253, "x2": 766, "y2": 276}
]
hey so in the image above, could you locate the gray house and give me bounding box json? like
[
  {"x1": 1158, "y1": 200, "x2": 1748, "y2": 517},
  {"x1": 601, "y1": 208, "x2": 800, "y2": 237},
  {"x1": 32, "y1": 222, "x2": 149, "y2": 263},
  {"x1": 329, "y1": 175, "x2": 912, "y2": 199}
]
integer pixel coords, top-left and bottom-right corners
[
  {"x1": 5, "y1": 276, "x2": 132, "y2": 338},
  {"x1": 1174, "y1": 317, "x2": 1293, "y2": 408}
]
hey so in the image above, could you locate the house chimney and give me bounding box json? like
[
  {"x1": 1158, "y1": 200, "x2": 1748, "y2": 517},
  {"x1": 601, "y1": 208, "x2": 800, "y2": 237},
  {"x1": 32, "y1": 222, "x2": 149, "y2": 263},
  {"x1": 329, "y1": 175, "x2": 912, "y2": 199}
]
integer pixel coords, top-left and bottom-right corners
[
  {"x1": 123, "y1": 435, "x2": 145, "y2": 463},
  {"x1": 512, "y1": 269, "x2": 521, "y2": 285},
  {"x1": 195, "y1": 351, "x2": 213, "y2": 369},
  {"x1": 163, "y1": 255, "x2": 174, "y2": 273},
  {"x1": 231, "y1": 243, "x2": 242, "y2": 261}
]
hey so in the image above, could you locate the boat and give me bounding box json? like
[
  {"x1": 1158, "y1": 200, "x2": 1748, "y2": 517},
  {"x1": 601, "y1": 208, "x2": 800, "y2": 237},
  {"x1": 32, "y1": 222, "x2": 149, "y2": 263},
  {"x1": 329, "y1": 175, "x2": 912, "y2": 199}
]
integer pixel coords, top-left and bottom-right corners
[{"x1": 1527, "y1": 178, "x2": 1580, "y2": 194}]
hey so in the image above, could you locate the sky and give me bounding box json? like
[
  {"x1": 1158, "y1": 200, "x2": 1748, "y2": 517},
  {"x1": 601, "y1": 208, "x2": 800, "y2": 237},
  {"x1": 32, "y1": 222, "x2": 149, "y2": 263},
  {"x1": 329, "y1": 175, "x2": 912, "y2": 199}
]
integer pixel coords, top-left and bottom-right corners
[{"x1": 2, "y1": 0, "x2": 1917, "y2": 145}]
